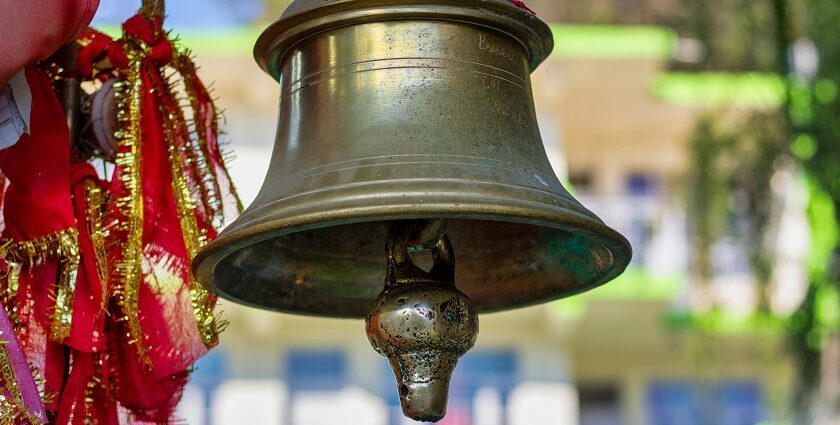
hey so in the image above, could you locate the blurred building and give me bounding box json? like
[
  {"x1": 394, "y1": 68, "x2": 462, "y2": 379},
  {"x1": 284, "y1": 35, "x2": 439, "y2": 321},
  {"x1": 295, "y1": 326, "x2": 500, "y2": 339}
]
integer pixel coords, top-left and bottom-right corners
[{"x1": 94, "y1": 1, "x2": 805, "y2": 424}]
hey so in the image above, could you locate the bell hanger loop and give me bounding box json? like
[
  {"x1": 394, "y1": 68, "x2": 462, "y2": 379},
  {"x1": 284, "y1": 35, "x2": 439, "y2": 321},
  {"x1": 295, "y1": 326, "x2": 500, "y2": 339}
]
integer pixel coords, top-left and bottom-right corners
[{"x1": 385, "y1": 220, "x2": 455, "y2": 288}]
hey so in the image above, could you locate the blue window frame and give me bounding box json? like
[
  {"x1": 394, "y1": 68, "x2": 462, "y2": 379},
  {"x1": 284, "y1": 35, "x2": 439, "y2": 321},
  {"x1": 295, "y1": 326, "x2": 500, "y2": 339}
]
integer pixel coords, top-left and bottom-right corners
[
  {"x1": 647, "y1": 381, "x2": 704, "y2": 425},
  {"x1": 647, "y1": 380, "x2": 765, "y2": 425},
  {"x1": 715, "y1": 381, "x2": 765, "y2": 425},
  {"x1": 191, "y1": 349, "x2": 227, "y2": 390},
  {"x1": 285, "y1": 350, "x2": 347, "y2": 392}
]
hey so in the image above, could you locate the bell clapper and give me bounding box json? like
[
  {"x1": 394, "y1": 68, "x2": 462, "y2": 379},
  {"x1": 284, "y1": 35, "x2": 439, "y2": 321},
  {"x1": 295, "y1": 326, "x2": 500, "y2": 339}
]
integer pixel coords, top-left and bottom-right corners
[{"x1": 365, "y1": 220, "x2": 479, "y2": 423}]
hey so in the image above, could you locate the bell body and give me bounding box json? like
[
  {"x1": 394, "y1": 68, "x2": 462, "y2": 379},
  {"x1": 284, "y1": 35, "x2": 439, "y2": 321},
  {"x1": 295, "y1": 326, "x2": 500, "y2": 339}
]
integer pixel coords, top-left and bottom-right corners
[{"x1": 193, "y1": 0, "x2": 632, "y2": 317}]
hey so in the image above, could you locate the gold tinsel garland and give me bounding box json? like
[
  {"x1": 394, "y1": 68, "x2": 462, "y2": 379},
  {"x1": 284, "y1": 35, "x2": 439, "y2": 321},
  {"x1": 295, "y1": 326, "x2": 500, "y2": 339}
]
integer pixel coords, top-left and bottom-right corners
[
  {"x1": 162, "y1": 105, "x2": 225, "y2": 349},
  {"x1": 2, "y1": 227, "x2": 80, "y2": 342},
  {"x1": 108, "y1": 27, "x2": 234, "y2": 361},
  {"x1": 84, "y1": 180, "x2": 109, "y2": 311},
  {"x1": 109, "y1": 56, "x2": 149, "y2": 365}
]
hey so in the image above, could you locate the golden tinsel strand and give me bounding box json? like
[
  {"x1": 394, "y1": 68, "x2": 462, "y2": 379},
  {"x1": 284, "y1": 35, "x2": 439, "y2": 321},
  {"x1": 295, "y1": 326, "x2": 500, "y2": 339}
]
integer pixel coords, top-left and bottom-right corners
[
  {"x1": 3, "y1": 227, "x2": 79, "y2": 267},
  {"x1": 85, "y1": 181, "x2": 110, "y2": 310},
  {"x1": 50, "y1": 255, "x2": 79, "y2": 342},
  {"x1": 1, "y1": 228, "x2": 80, "y2": 342},
  {"x1": 109, "y1": 57, "x2": 151, "y2": 366},
  {"x1": 160, "y1": 95, "x2": 222, "y2": 349},
  {"x1": 1, "y1": 263, "x2": 22, "y2": 328},
  {"x1": 173, "y1": 51, "x2": 243, "y2": 223}
]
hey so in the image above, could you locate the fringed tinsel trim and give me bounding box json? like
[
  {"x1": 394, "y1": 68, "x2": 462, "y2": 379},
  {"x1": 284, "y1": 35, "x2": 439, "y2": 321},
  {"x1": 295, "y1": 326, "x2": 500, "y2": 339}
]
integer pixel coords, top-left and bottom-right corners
[
  {"x1": 84, "y1": 180, "x2": 110, "y2": 311},
  {"x1": 109, "y1": 57, "x2": 150, "y2": 366},
  {"x1": 3, "y1": 227, "x2": 79, "y2": 266},
  {"x1": 1, "y1": 228, "x2": 80, "y2": 342},
  {"x1": 103, "y1": 13, "x2": 241, "y2": 364},
  {"x1": 173, "y1": 52, "x2": 244, "y2": 225},
  {"x1": 161, "y1": 97, "x2": 225, "y2": 349}
]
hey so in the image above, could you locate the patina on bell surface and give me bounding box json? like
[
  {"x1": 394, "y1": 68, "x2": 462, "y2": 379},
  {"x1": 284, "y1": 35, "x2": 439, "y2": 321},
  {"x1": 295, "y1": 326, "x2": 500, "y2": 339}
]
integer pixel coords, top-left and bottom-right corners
[
  {"x1": 194, "y1": 0, "x2": 631, "y2": 316},
  {"x1": 193, "y1": 0, "x2": 632, "y2": 421}
]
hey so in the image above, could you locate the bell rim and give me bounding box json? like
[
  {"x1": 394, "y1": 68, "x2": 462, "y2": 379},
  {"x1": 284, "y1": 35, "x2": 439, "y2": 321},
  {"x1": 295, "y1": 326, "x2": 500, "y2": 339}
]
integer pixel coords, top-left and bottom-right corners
[
  {"x1": 254, "y1": 0, "x2": 554, "y2": 80},
  {"x1": 194, "y1": 202, "x2": 632, "y2": 318}
]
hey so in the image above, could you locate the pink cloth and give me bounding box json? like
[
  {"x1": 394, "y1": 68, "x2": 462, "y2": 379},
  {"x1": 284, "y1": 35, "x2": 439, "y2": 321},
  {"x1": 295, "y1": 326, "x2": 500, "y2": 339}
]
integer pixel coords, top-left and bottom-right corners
[
  {"x1": 0, "y1": 303, "x2": 47, "y2": 423},
  {"x1": 0, "y1": 0, "x2": 100, "y2": 85}
]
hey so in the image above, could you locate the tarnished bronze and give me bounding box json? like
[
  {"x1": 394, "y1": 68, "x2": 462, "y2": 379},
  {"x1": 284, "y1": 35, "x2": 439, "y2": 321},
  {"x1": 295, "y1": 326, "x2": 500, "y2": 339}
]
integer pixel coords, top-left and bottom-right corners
[
  {"x1": 194, "y1": 0, "x2": 631, "y2": 316},
  {"x1": 193, "y1": 1, "x2": 632, "y2": 421},
  {"x1": 367, "y1": 220, "x2": 477, "y2": 422}
]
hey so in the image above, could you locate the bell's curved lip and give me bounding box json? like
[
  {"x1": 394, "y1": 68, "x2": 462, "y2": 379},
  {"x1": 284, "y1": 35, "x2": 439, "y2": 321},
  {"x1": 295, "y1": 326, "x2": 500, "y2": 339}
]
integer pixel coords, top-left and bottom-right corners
[
  {"x1": 193, "y1": 202, "x2": 633, "y2": 317},
  {"x1": 254, "y1": 0, "x2": 554, "y2": 80}
]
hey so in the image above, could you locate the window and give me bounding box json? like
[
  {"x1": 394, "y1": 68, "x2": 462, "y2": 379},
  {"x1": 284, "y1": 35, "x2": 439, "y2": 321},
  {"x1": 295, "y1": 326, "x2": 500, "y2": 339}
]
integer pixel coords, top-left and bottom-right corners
[
  {"x1": 647, "y1": 381, "x2": 703, "y2": 425},
  {"x1": 579, "y1": 384, "x2": 623, "y2": 425},
  {"x1": 286, "y1": 350, "x2": 346, "y2": 391},
  {"x1": 647, "y1": 380, "x2": 765, "y2": 425},
  {"x1": 286, "y1": 350, "x2": 349, "y2": 425},
  {"x1": 569, "y1": 172, "x2": 594, "y2": 196},
  {"x1": 625, "y1": 173, "x2": 657, "y2": 197}
]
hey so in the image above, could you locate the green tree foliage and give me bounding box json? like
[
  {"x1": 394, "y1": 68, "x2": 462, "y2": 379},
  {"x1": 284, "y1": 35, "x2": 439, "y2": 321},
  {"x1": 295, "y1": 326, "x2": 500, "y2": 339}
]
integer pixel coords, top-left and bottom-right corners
[
  {"x1": 674, "y1": 0, "x2": 789, "y2": 71},
  {"x1": 687, "y1": 118, "x2": 731, "y2": 295},
  {"x1": 802, "y1": 0, "x2": 840, "y2": 197},
  {"x1": 686, "y1": 112, "x2": 788, "y2": 312},
  {"x1": 786, "y1": 0, "x2": 840, "y2": 419},
  {"x1": 683, "y1": 0, "x2": 840, "y2": 419}
]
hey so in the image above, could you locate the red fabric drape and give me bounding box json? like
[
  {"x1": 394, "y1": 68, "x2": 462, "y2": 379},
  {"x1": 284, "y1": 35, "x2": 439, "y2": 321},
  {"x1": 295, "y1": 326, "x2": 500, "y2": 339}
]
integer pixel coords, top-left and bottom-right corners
[
  {"x1": 0, "y1": 66, "x2": 78, "y2": 413},
  {"x1": 0, "y1": 12, "x2": 240, "y2": 425}
]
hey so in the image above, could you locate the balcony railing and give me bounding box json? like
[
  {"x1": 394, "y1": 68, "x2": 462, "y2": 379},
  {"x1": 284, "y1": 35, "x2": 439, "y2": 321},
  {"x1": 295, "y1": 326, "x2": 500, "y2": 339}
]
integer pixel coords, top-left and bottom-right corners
[{"x1": 578, "y1": 195, "x2": 754, "y2": 291}]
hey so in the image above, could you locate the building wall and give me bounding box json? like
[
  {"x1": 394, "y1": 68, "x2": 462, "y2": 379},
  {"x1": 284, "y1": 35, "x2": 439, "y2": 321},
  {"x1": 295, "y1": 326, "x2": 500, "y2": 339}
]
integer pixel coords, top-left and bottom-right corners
[
  {"x1": 179, "y1": 22, "x2": 792, "y2": 425},
  {"x1": 525, "y1": 0, "x2": 681, "y2": 26}
]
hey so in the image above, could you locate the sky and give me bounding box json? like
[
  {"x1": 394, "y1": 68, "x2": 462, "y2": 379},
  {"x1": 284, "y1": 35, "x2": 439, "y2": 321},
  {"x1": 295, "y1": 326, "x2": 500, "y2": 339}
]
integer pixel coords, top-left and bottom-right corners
[{"x1": 92, "y1": 0, "x2": 263, "y2": 28}]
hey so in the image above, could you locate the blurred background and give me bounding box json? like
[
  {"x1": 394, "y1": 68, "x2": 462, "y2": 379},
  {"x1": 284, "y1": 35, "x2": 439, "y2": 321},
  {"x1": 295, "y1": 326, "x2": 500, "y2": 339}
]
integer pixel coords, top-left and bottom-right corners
[{"x1": 93, "y1": 0, "x2": 840, "y2": 424}]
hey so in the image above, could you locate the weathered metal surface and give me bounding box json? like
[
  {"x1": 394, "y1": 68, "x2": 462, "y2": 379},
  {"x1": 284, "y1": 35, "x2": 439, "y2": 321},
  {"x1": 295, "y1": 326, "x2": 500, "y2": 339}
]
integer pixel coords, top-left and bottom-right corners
[
  {"x1": 193, "y1": 1, "x2": 633, "y2": 421},
  {"x1": 193, "y1": 0, "x2": 632, "y2": 317},
  {"x1": 366, "y1": 220, "x2": 477, "y2": 422}
]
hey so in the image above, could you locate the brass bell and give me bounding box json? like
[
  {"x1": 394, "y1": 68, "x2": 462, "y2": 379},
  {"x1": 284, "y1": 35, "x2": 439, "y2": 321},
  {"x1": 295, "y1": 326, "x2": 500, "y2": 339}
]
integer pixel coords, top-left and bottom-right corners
[{"x1": 193, "y1": 0, "x2": 631, "y2": 422}]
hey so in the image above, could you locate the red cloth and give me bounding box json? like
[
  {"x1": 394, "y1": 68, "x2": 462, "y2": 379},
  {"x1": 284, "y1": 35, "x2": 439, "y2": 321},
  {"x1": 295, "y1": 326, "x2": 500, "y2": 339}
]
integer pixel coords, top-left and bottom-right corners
[
  {"x1": 1, "y1": 14, "x2": 238, "y2": 424},
  {"x1": 107, "y1": 63, "x2": 203, "y2": 418},
  {"x1": 0, "y1": 66, "x2": 76, "y2": 413},
  {"x1": 101, "y1": 16, "x2": 226, "y2": 422},
  {"x1": 65, "y1": 164, "x2": 108, "y2": 353},
  {"x1": 55, "y1": 165, "x2": 114, "y2": 424},
  {"x1": 509, "y1": 0, "x2": 535, "y2": 14},
  {"x1": 0, "y1": 67, "x2": 75, "y2": 240},
  {"x1": 0, "y1": 0, "x2": 100, "y2": 85},
  {"x1": 77, "y1": 28, "x2": 114, "y2": 79},
  {"x1": 57, "y1": 350, "x2": 119, "y2": 425}
]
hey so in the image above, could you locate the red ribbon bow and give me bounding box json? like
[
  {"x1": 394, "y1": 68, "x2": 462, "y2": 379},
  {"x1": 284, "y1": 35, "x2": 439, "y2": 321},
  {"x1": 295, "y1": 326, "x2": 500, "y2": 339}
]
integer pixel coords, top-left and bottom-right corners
[
  {"x1": 122, "y1": 15, "x2": 173, "y2": 65},
  {"x1": 77, "y1": 15, "x2": 173, "y2": 76}
]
